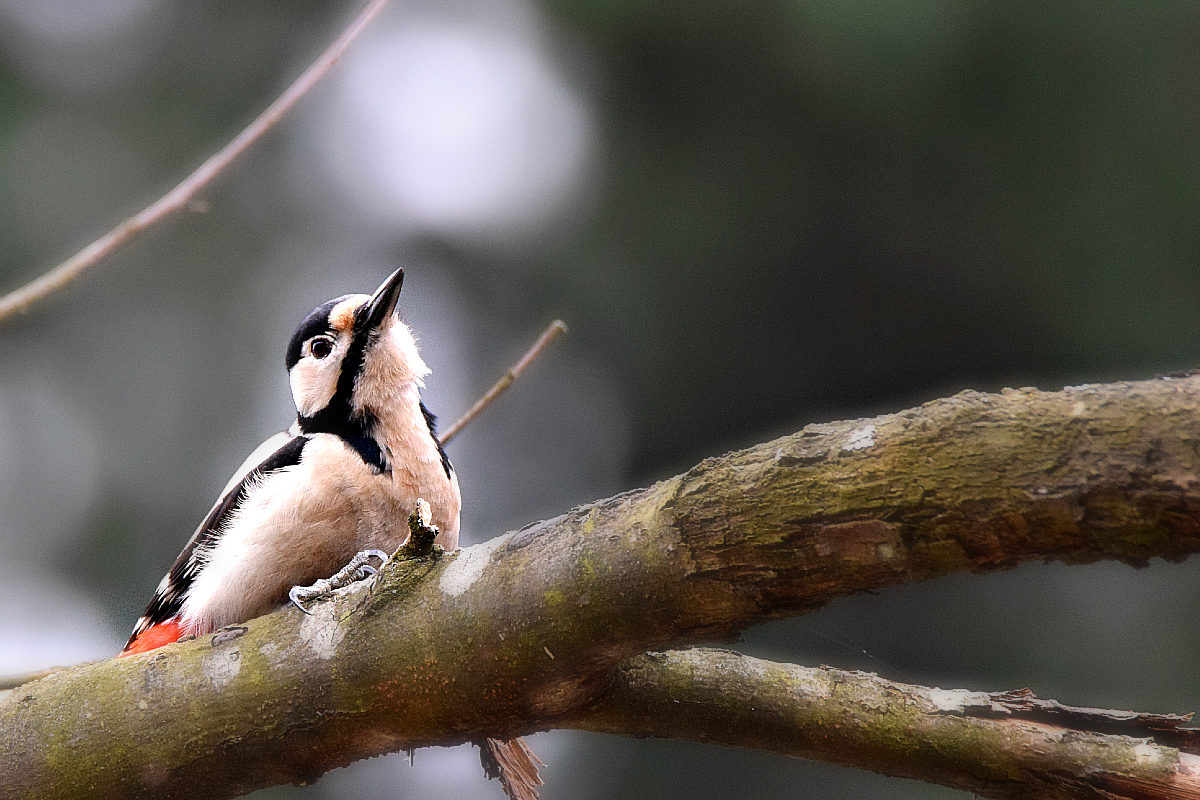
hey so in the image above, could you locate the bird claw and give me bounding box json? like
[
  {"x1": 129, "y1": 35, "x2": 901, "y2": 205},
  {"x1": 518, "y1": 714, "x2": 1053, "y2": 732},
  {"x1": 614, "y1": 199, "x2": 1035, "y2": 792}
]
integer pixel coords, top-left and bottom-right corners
[
  {"x1": 288, "y1": 549, "x2": 391, "y2": 614},
  {"x1": 288, "y1": 584, "x2": 315, "y2": 615},
  {"x1": 359, "y1": 548, "x2": 391, "y2": 566}
]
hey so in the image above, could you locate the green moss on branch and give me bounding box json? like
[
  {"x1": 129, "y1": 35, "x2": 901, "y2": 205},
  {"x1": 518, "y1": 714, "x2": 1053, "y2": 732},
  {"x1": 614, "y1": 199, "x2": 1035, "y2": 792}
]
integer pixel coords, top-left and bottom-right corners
[{"x1": 3, "y1": 376, "x2": 1200, "y2": 798}]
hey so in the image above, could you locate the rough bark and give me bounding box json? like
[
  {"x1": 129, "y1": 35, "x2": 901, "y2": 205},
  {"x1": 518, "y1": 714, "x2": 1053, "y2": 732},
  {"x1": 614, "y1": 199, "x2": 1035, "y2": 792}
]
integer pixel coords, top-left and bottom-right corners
[
  {"x1": 580, "y1": 649, "x2": 1200, "y2": 800},
  {"x1": 2, "y1": 375, "x2": 1198, "y2": 798}
]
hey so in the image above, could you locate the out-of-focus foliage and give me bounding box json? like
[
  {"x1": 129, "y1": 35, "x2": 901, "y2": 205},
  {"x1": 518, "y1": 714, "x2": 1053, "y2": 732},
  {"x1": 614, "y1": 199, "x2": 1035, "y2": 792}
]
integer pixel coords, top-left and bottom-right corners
[{"x1": 0, "y1": 1, "x2": 1197, "y2": 798}]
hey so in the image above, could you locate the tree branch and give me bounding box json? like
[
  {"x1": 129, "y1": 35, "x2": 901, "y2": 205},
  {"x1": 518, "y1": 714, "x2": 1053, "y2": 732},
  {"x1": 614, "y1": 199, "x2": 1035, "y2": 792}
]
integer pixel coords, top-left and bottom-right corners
[
  {"x1": 3, "y1": 375, "x2": 1199, "y2": 798},
  {"x1": 579, "y1": 648, "x2": 1200, "y2": 800},
  {"x1": 0, "y1": 0, "x2": 388, "y2": 323}
]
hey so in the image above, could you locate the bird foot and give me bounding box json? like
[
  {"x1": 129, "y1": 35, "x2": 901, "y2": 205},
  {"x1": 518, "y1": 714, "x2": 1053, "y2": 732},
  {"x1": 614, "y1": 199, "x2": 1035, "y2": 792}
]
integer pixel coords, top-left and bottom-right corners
[{"x1": 288, "y1": 548, "x2": 389, "y2": 614}]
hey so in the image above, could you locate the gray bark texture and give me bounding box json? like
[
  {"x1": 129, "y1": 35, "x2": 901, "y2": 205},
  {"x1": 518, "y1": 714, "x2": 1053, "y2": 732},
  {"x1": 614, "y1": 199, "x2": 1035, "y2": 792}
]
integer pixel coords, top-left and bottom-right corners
[
  {"x1": 582, "y1": 649, "x2": 1200, "y2": 800},
  {"x1": 2, "y1": 375, "x2": 1199, "y2": 799}
]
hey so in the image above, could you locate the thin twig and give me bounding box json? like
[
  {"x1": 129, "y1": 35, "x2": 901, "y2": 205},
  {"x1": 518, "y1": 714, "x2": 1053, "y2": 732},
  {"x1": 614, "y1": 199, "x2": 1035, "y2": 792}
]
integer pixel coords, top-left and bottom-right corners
[
  {"x1": 440, "y1": 320, "x2": 567, "y2": 446},
  {"x1": 0, "y1": 0, "x2": 389, "y2": 324}
]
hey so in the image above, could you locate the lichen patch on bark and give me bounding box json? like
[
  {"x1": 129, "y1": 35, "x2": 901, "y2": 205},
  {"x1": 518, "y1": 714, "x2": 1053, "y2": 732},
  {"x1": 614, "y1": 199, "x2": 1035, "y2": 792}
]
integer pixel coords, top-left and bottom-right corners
[
  {"x1": 299, "y1": 606, "x2": 345, "y2": 659},
  {"x1": 203, "y1": 648, "x2": 241, "y2": 688},
  {"x1": 439, "y1": 532, "x2": 512, "y2": 597}
]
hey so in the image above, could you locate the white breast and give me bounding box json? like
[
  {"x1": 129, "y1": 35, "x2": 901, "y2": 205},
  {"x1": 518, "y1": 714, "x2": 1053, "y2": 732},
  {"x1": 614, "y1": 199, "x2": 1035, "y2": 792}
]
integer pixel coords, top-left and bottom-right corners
[{"x1": 178, "y1": 430, "x2": 460, "y2": 636}]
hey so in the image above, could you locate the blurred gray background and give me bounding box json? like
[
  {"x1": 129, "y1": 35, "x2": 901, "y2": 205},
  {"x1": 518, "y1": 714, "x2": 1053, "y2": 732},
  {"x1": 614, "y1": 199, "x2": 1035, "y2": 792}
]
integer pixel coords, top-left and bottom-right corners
[{"x1": 1, "y1": 1, "x2": 1198, "y2": 798}]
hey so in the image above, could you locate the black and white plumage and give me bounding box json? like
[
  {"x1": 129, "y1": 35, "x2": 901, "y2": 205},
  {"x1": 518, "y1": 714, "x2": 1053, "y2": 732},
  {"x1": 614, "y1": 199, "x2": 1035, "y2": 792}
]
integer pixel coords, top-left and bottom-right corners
[
  {"x1": 123, "y1": 268, "x2": 544, "y2": 800},
  {"x1": 124, "y1": 268, "x2": 460, "y2": 651}
]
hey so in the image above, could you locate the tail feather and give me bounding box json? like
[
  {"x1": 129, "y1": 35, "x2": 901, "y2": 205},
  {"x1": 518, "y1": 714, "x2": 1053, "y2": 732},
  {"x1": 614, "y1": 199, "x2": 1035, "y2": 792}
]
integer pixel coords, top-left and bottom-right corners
[
  {"x1": 120, "y1": 620, "x2": 184, "y2": 656},
  {"x1": 478, "y1": 736, "x2": 544, "y2": 800}
]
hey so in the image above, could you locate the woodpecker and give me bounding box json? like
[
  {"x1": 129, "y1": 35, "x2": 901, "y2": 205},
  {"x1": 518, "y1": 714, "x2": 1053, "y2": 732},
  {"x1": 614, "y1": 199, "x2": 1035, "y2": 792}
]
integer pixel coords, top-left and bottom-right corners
[
  {"x1": 122, "y1": 268, "x2": 459, "y2": 653},
  {"x1": 120, "y1": 270, "x2": 541, "y2": 798}
]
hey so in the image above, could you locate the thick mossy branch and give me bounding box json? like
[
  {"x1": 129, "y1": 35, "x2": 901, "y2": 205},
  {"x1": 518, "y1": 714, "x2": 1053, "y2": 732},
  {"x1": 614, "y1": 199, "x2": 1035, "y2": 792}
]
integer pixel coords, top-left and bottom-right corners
[
  {"x1": 2, "y1": 376, "x2": 1199, "y2": 798},
  {"x1": 580, "y1": 649, "x2": 1200, "y2": 800}
]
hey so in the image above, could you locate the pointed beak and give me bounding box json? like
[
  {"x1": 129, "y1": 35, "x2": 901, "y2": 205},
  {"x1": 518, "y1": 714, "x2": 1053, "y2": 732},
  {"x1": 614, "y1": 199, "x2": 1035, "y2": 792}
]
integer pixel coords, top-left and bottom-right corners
[{"x1": 360, "y1": 268, "x2": 405, "y2": 332}]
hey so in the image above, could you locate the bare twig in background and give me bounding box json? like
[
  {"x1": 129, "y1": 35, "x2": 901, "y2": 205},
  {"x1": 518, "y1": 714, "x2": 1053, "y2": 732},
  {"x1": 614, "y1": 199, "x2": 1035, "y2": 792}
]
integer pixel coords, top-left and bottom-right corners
[
  {"x1": 440, "y1": 319, "x2": 567, "y2": 445},
  {"x1": 0, "y1": 0, "x2": 388, "y2": 324}
]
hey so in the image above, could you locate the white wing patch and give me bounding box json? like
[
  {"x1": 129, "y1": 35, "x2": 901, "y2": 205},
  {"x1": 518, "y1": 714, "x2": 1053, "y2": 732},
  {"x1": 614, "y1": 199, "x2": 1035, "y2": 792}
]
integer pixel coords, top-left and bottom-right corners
[{"x1": 218, "y1": 432, "x2": 293, "y2": 498}]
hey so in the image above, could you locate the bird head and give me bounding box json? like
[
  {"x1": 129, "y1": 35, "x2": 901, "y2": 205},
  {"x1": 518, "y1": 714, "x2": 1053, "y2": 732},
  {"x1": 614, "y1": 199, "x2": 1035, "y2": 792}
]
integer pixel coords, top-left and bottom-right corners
[{"x1": 284, "y1": 268, "x2": 430, "y2": 425}]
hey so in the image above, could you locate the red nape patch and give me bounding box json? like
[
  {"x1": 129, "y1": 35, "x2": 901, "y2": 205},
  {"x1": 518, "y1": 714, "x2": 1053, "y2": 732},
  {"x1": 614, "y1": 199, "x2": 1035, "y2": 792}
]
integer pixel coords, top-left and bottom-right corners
[{"x1": 120, "y1": 620, "x2": 184, "y2": 657}]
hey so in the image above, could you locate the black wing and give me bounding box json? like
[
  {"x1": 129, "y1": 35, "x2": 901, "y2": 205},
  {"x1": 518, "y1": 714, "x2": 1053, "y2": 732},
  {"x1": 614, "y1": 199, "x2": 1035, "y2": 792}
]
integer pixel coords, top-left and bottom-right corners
[
  {"x1": 420, "y1": 400, "x2": 453, "y2": 480},
  {"x1": 126, "y1": 434, "x2": 310, "y2": 646}
]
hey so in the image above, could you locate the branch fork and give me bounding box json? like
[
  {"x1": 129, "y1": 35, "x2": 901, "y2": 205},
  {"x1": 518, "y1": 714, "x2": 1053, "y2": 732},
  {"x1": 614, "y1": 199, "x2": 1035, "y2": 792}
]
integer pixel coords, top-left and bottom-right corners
[{"x1": 3, "y1": 375, "x2": 1200, "y2": 799}]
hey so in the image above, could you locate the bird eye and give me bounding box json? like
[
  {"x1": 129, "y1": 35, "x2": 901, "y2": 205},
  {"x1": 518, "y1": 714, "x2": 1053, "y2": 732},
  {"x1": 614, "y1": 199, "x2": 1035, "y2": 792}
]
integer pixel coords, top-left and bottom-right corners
[{"x1": 309, "y1": 337, "x2": 334, "y2": 359}]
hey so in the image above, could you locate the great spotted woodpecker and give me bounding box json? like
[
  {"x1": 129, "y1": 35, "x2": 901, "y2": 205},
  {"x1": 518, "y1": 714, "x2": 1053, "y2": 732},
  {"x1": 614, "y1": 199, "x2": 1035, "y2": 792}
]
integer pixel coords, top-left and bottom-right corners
[{"x1": 121, "y1": 269, "x2": 540, "y2": 798}]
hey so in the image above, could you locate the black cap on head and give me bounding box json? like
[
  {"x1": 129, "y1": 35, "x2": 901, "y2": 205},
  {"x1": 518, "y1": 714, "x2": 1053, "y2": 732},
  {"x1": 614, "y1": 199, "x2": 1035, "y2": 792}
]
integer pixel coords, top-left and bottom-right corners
[{"x1": 285, "y1": 297, "x2": 344, "y2": 371}]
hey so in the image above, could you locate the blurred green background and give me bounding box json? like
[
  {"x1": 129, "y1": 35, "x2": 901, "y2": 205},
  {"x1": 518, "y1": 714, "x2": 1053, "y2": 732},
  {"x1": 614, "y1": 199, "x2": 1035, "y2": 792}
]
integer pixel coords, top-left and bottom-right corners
[{"x1": 1, "y1": 1, "x2": 1198, "y2": 798}]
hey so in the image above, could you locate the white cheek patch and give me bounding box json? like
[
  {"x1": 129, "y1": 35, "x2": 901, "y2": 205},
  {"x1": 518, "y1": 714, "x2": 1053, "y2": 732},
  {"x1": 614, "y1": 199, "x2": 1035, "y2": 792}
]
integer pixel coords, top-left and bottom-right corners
[{"x1": 290, "y1": 353, "x2": 341, "y2": 417}]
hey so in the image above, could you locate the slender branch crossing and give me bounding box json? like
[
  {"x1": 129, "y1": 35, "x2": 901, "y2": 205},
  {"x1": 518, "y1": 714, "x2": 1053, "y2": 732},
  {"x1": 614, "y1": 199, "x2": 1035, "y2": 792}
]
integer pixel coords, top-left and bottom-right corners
[
  {"x1": 580, "y1": 649, "x2": 1200, "y2": 800},
  {"x1": 0, "y1": 0, "x2": 388, "y2": 323},
  {"x1": 441, "y1": 319, "x2": 567, "y2": 445}
]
